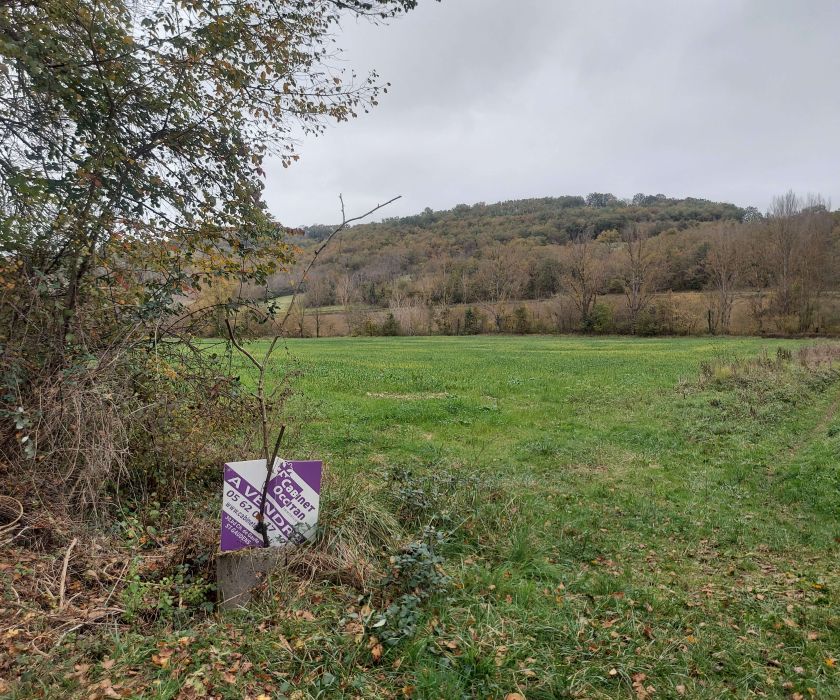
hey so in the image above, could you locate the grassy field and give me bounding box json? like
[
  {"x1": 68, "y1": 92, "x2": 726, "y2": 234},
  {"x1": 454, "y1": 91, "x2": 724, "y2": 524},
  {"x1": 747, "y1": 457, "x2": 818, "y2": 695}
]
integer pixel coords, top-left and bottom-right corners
[{"x1": 8, "y1": 336, "x2": 840, "y2": 699}]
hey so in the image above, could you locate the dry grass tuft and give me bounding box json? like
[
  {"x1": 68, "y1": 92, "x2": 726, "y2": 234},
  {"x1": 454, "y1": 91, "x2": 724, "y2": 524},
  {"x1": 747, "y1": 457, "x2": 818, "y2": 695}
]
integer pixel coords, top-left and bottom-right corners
[
  {"x1": 281, "y1": 471, "x2": 402, "y2": 592},
  {"x1": 797, "y1": 343, "x2": 840, "y2": 368},
  {"x1": 697, "y1": 343, "x2": 840, "y2": 388}
]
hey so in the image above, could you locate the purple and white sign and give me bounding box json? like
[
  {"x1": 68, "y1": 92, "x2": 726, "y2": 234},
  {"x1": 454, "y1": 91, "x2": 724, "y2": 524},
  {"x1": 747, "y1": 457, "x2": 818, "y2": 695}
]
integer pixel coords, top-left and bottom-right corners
[{"x1": 221, "y1": 458, "x2": 322, "y2": 552}]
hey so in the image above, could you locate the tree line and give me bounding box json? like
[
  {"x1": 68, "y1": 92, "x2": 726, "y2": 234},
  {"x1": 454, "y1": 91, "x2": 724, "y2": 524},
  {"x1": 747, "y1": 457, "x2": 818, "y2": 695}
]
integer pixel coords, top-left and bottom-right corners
[{"x1": 221, "y1": 192, "x2": 838, "y2": 338}]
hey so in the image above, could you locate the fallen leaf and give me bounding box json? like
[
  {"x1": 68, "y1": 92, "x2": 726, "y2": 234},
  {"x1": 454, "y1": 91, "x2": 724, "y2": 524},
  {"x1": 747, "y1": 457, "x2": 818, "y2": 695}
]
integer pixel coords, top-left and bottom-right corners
[
  {"x1": 675, "y1": 685, "x2": 686, "y2": 696},
  {"x1": 826, "y1": 657, "x2": 836, "y2": 668},
  {"x1": 504, "y1": 694, "x2": 525, "y2": 700},
  {"x1": 101, "y1": 658, "x2": 115, "y2": 670}
]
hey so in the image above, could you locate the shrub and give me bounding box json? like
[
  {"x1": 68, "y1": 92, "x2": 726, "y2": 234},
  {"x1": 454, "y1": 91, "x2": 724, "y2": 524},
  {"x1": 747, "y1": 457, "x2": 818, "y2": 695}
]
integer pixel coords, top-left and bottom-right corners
[
  {"x1": 381, "y1": 312, "x2": 401, "y2": 336},
  {"x1": 513, "y1": 306, "x2": 531, "y2": 334},
  {"x1": 463, "y1": 307, "x2": 482, "y2": 335},
  {"x1": 589, "y1": 302, "x2": 614, "y2": 334}
]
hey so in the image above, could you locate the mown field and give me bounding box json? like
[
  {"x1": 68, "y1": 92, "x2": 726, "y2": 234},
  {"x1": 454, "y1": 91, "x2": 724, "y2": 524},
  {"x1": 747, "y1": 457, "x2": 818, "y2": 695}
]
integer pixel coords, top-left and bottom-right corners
[{"x1": 7, "y1": 336, "x2": 840, "y2": 699}]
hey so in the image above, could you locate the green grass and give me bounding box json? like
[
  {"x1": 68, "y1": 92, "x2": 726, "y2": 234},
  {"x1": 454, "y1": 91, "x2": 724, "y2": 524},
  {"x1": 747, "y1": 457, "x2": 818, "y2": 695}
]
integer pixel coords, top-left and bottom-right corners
[{"x1": 8, "y1": 336, "x2": 840, "y2": 699}]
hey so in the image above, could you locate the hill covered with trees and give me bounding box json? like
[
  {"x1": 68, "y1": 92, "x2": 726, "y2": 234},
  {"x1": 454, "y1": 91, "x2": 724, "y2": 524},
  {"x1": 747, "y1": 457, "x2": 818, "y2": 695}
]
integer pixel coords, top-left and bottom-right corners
[
  {"x1": 235, "y1": 192, "x2": 838, "y2": 338},
  {"x1": 305, "y1": 193, "x2": 749, "y2": 246},
  {"x1": 279, "y1": 193, "x2": 748, "y2": 302}
]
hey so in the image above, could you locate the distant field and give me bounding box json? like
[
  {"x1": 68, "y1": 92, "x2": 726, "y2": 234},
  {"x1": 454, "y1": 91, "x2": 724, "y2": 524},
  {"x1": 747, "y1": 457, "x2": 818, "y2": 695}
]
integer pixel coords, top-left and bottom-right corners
[
  {"x1": 15, "y1": 336, "x2": 840, "y2": 699},
  {"x1": 251, "y1": 292, "x2": 840, "y2": 338}
]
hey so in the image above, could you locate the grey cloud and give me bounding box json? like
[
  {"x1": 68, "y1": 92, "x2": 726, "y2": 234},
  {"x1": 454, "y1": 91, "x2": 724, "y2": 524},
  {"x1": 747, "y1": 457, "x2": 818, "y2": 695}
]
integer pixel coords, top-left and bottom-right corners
[{"x1": 265, "y1": 0, "x2": 840, "y2": 226}]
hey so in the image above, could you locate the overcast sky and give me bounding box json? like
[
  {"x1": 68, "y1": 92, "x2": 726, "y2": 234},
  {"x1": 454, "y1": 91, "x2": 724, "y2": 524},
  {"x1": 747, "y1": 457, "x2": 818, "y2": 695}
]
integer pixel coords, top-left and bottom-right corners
[{"x1": 265, "y1": 0, "x2": 840, "y2": 226}]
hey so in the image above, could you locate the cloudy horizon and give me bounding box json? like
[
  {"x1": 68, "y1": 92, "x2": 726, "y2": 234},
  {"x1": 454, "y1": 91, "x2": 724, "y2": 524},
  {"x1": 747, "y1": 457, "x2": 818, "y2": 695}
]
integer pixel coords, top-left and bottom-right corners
[{"x1": 265, "y1": 0, "x2": 840, "y2": 226}]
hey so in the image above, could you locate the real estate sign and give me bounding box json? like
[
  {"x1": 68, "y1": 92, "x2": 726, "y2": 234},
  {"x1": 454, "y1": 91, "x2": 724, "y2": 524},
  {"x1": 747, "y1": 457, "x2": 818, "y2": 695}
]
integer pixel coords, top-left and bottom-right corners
[{"x1": 221, "y1": 458, "x2": 322, "y2": 552}]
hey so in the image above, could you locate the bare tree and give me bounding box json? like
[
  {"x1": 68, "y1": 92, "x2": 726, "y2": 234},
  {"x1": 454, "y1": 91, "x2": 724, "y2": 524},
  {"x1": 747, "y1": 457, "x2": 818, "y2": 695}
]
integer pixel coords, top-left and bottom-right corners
[
  {"x1": 795, "y1": 195, "x2": 834, "y2": 331},
  {"x1": 706, "y1": 222, "x2": 741, "y2": 334},
  {"x1": 561, "y1": 233, "x2": 606, "y2": 329},
  {"x1": 766, "y1": 190, "x2": 801, "y2": 317},
  {"x1": 475, "y1": 245, "x2": 526, "y2": 332},
  {"x1": 620, "y1": 225, "x2": 657, "y2": 334},
  {"x1": 336, "y1": 271, "x2": 356, "y2": 309},
  {"x1": 763, "y1": 191, "x2": 835, "y2": 332},
  {"x1": 304, "y1": 274, "x2": 333, "y2": 338}
]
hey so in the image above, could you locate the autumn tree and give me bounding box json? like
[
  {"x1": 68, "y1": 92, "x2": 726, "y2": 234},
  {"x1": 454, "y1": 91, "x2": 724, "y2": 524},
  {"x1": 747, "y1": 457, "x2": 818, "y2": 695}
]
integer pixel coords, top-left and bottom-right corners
[{"x1": 0, "y1": 0, "x2": 425, "y2": 508}]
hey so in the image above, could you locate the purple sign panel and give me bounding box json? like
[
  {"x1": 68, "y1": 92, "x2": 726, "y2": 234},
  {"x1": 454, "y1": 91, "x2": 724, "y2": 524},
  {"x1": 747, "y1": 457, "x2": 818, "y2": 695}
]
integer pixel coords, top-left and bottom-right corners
[{"x1": 221, "y1": 458, "x2": 322, "y2": 552}]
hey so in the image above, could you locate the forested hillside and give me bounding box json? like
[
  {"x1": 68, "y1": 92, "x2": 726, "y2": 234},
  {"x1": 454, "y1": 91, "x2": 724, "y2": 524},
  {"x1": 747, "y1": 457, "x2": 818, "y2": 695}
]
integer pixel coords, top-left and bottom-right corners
[
  {"x1": 290, "y1": 193, "x2": 749, "y2": 300},
  {"x1": 217, "y1": 192, "x2": 838, "y2": 338},
  {"x1": 306, "y1": 193, "x2": 748, "y2": 244}
]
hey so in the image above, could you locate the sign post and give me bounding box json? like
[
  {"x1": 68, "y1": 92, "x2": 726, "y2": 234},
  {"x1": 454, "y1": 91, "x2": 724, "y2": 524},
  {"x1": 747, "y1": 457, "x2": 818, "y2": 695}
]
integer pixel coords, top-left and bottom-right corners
[{"x1": 217, "y1": 458, "x2": 322, "y2": 607}]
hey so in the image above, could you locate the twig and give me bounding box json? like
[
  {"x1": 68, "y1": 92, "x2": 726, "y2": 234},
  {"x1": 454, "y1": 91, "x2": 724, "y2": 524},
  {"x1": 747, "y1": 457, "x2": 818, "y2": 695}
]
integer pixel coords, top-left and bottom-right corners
[
  {"x1": 255, "y1": 424, "x2": 286, "y2": 547},
  {"x1": 0, "y1": 495, "x2": 23, "y2": 533},
  {"x1": 224, "y1": 195, "x2": 399, "y2": 547},
  {"x1": 58, "y1": 537, "x2": 78, "y2": 611},
  {"x1": 52, "y1": 608, "x2": 124, "y2": 650},
  {"x1": 278, "y1": 194, "x2": 401, "y2": 331}
]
